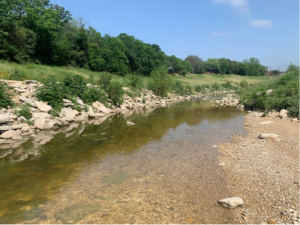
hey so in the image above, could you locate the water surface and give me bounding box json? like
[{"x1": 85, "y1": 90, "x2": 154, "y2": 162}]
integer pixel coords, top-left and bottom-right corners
[{"x1": 0, "y1": 98, "x2": 246, "y2": 224}]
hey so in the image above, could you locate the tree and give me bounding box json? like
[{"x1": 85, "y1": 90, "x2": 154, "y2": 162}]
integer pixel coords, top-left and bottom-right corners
[
  {"x1": 203, "y1": 58, "x2": 221, "y2": 74},
  {"x1": 184, "y1": 55, "x2": 203, "y2": 74}
]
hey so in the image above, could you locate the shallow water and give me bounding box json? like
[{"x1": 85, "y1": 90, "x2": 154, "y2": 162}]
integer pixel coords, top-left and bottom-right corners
[{"x1": 0, "y1": 98, "x2": 246, "y2": 224}]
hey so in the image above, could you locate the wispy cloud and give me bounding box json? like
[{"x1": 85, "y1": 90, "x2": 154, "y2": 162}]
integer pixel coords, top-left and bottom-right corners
[
  {"x1": 250, "y1": 20, "x2": 273, "y2": 28},
  {"x1": 212, "y1": 0, "x2": 250, "y2": 15},
  {"x1": 212, "y1": 31, "x2": 229, "y2": 37}
]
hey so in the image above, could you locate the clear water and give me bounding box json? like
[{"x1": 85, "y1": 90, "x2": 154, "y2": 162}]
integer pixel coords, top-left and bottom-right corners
[{"x1": 0, "y1": 98, "x2": 246, "y2": 224}]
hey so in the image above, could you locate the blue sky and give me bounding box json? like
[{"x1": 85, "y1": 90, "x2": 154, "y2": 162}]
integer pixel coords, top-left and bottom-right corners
[{"x1": 51, "y1": 0, "x2": 299, "y2": 70}]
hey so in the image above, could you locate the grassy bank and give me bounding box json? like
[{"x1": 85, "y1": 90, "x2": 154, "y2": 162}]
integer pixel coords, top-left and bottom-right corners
[
  {"x1": 0, "y1": 61, "x2": 272, "y2": 88},
  {"x1": 239, "y1": 64, "x2": 299, "y2": 117}
]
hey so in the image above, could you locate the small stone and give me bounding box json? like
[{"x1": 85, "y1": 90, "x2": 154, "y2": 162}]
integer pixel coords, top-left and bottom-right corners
[
  {"x1": 127, "y1": 121, "x2": 135, "y2": 126},
  {"x1": 218, "y1": 197, "x2": 244, "y2": 209},
  {"x1": 268, "y1": 219, "x2": 276, "y2": 224},
  {"x1": 218, "y1": 162, "x2": 226, "y2": 167}
]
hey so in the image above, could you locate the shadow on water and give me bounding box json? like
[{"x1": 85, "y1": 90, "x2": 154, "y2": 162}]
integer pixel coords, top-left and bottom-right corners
[{"x1": 0, "y1": 98, "x2": 246, "y2": 223}]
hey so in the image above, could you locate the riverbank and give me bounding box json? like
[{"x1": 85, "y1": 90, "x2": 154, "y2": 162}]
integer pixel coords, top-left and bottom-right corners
[
  {"x1": 0, "y1": 78, "x2": 238, "y2": 154},
  {"x1": 217, "y1": 112, "x2": 299, "y2": 224}
]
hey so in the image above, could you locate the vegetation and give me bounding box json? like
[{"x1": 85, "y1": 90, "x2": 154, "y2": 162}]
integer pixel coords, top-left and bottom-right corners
[
  {"x1": 147, "y1": 66, "x2": 172, "y2": 97},
  {"x1": 0, "y1": 82, "x2": 12, "y2": 108},
  {"x1": 106, "y1": 81, "x2": 124, "y2": 106},
  {"x1": 1, "y1": 0, "x2": 268, "y2": 78},
  {"x1": 239, "y1": 64, "x2": 299, "y2": 118},
  {"x1": 14, "y1": 104, "x2": 31, "y2": 120}
]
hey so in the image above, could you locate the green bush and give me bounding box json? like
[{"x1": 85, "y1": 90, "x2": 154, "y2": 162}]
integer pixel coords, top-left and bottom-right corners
[
  {"x1": 82, "y1": 86, "x2": 107, "y2": 104},
  {"x1": 125, "y1": 74, "x2": 143, "y2": 89},
  {"x1": 147, "y1": 66, "x2": 172, "y2": 97},
  {"x1": 14, "y1": 104, "x2": 32, "y2": 120},
  {"x1": 239, "y1": 79, "x2": 249, "y2": 88},
  {"x1": 179, "y1": 69, "x2": 187, "y2": 76},
  {"x1": 239, "y1": 69, "x2": 299, "y2": 118},
  {"x1": 212, "y1": 82, "x2": 220, "y2": 90},
  {"x1": 0, "y1": 83, "x2": 13, "y2": 109},
  {"x1": 107, "y1": 81, "x2": 124, "y2": 106},
  {"x1": 35, "y1": 76, "x2": 67, "y2": 115},
  {"x1": 63, "y1": 75, "x2": 86, "y2": 98},
  {"x1": 99, "y1": 73, "x2": 113, "y2": 91},
  {"x1": 194, "y1": 85, "x2": 202, "y2": 92}
]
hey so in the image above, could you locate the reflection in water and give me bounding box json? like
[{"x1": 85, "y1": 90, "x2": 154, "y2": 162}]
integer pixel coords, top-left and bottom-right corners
[{"x1": 0, "y1": 98, "x2": 246, "y2": 224}]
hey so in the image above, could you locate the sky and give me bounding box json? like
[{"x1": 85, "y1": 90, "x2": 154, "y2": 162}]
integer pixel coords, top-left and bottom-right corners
[{"x1": 51, "y1": 0, "x2": 299, "y2": 70}]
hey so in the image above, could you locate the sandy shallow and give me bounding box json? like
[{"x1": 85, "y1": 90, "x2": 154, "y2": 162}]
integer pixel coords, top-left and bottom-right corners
[{"x1": 218, "y1": 113, "x2": 299, "y2": 224}]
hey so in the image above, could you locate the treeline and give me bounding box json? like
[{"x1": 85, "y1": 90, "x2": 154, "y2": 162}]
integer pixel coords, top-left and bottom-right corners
[
  {"x1": 1, "y1": 0, "x2": 267, "y2": 77},
  {"x1": 184, "y1": 55, "x2": 267, "y2": 76}
]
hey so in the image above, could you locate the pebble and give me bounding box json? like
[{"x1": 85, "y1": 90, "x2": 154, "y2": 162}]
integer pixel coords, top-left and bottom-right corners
[{"x1": 268, "y1": 219, "x2": 276, "y2": 224}]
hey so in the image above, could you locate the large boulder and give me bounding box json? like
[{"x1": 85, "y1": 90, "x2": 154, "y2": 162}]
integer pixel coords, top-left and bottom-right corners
[
  {"x1": 218, "y1": 197, "x2": 244, "y2": 209},
  {"x1": 35, "y1": 101, "x2": 52, "y2": 113},
  {"x1": 0, "y1": 130, "x2": 22, "y2": 139},
  {"x1": 0, "y1": 114, "x2": 10, "y2": 124},
  {"x1": 93, "y1": 101, "x2": 111, "y2": 114},
  {"x1": 32, "y1": 112, "x2": 54, "y2": 130},
  {"x1": 59, "y1": 108, "x2": 76, "y2": 122},
  {"x1": 19, "y1": 96, "x2": 35, "y2": 107},
  {"x1": 279, "y1": 109, "x2": 288, "y2": 119}
]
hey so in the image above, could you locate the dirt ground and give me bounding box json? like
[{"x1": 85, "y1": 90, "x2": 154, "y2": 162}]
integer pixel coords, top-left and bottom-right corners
[{"x1": 218, "y1": 113, "x2": 299, "y2": 224}]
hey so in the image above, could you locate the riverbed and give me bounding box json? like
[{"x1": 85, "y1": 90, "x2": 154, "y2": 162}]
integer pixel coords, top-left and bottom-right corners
[{"x1": 0, "y1": 98, "x2": 246, "y2": 224}]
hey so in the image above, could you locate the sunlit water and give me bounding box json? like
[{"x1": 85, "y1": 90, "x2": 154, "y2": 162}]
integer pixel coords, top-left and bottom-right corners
[{"x1": 0, "y1": 98, "x2": 246, "y2": 224}]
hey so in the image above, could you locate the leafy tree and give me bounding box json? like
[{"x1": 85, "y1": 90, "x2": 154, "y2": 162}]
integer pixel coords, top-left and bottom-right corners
[
  {"x1": 184, "y1": 55, "x2": 203, "y2": 74},
  {"x1": 203, "y1": 58, "x2": 221, "y2": 74}
]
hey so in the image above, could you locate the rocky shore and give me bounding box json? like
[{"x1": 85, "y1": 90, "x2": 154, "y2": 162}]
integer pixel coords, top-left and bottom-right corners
[
  {"x1": 217, "y1": 112, "x2": 299, "y2": 224},
  {"x1": 0, "y1": 79, "x2": 236, "y2": 155}
]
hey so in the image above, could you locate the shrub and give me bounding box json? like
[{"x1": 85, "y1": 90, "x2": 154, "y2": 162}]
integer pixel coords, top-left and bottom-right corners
[
  {"x1": 14, "y1": 104, "x2": 32, "y2": 120},
  {"x1": 35, "y1": 76, "x2": 67, "y2": 115},
  {"x1": 107, "y1": 81, "x2": 124, "y2": 106},
  {"x1": 99, "y1": 73, "x2": 113, "y2": 91},
  {"x1": 125, "y1": 74, "x2": 143, "y2": 89},
  {"x1": 212, "y1": 82, "x2": 220, "y2": 90},
  {"x1": 147, "y1": 66, "x2": 172, "y2": 97},
  {"x1": 239, "y1": 79, "x2": 249, "y2": 88},
  {"x1": 0, "y1": 82, "x2": 13, "y2": 109},
  {"x1": 63, "y1": 75, "x2": 86, "y2": 98},
  {"x1": 82, "y1": 86, "x2": 107, "y2": 104},
  {"x1": 239, "y1": 70, "x2": 299, "y2": 118},
  {"x1": 194, "y1": 85, "x2": 202, "y2": 92},
  {"x1": 179, "y1": 69, "x2": 187, "y2": 76}
]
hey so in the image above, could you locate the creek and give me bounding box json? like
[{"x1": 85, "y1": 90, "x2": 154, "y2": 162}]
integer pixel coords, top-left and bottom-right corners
[{"x1": 0, "y1": 98, "x2": 246, "y2": 224}]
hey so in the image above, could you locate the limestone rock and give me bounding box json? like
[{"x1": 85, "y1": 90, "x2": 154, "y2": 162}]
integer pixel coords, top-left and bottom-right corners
[
  {"x1": 76, "y1": 97, "x2": 84, "y2": 106},
  {"x1": 218, "y1": 197, "x2": 244, "y2": 209},
  {"x1": 258, "y1": 133, "x2": 279, "y2": 139},
  {"x1": 25, "y1": 80, "x2": 38, "y2": 84},
  {"x1": 55, "y1": 117, "x2": 69, "y2": 126},
  {"x1": 0, "y1": 126, "x2": 11, "y2": 131},
  {"x1": 279, "y1": 109, "x2": 288, "y2": 119},
  {"x1": 0, "y1": 130, "x2": 21, "y2": 139},
  {"x1": 59, "y1": 108, "x2": 76, "y2": 122},
  {"x1": 93, "y1": 101, "x2": 111, "y2": 114},
  {"x1": 11, "y1": 124, "x2": 23, "y2": 130},
  {"x1": 127, "y1": 121, "x2": 135, "y2": 126},
  {"x1": 32, "y1": 112, "x2": 54, "y2": 130},
  {"x1": 19, "y1": 96, "x2": 35, "y2": 107},
  {"x1": 35, "y1": 101, "x2": 52, "y2": 113},
  {"x1": 0, "y1": 114, "x2": 10, "y2": 123},
  {"x1": 9, "y1": 82, "x2": 22, "y2": 88}
]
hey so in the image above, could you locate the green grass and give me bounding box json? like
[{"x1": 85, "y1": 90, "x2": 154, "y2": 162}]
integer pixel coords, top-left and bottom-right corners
[
  {"x1": 172, "y1": 73, "x2": 273, "y2": 87},
  {"x1": 0, "y1": 61, "x2": 273, "y2": 88}
]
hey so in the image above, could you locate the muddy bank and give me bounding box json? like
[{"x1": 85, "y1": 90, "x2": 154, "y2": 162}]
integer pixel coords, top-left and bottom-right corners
[{"x1": 217, "y1": 112, "x2": 299, "y2": 224}]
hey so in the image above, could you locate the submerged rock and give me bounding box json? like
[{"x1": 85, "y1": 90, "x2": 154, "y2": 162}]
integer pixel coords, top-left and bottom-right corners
[
  {"x1": 102, "y1": 171, "x2": 131, "y2": 185},
  {"x1": 218, "y1": 197, "x2": 244, "y2": 209}
]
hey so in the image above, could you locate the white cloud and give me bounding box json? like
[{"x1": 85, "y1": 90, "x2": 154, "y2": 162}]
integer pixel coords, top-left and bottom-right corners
[
  {"x1": 250, "y1": 20, "x2": 273, "y2": 28},
  {"x1": 212, "y1": 31, "x2": 229, "y2": 37},
  {"x1": 212, "y1": 0, "x2": 250, "y2": 15}
]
